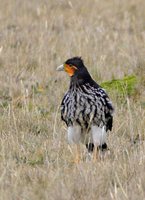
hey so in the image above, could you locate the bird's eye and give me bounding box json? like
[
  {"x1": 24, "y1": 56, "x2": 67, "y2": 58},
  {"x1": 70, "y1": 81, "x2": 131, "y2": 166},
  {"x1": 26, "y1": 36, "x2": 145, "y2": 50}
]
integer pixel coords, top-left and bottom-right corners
[{"x1": 69, "y1": 64, "x2": 73, "y2": 67}]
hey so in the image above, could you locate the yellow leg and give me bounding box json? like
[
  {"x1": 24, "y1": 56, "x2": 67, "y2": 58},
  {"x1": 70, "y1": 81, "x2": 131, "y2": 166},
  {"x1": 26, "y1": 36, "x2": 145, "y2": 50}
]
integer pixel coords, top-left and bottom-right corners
[
  {"x1": 93, "y1": 146, "x2": 98, "y2": 162},
  {"x1": 74, "y1": 144, "x2": 81, "y2": 164}
]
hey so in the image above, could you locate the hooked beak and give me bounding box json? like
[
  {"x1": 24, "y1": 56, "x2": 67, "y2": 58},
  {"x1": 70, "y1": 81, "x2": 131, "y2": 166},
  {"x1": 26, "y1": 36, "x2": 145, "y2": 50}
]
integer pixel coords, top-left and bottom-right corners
[{"x1": 56, "y1": 64, "x2": 64, "y2": 71}]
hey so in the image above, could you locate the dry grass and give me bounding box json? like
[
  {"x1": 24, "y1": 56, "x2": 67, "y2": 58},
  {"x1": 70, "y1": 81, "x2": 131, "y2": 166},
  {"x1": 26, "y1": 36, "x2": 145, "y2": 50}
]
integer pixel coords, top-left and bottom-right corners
[{"x1": 0, "y1": 0, "x2": 145, "y2": 199}]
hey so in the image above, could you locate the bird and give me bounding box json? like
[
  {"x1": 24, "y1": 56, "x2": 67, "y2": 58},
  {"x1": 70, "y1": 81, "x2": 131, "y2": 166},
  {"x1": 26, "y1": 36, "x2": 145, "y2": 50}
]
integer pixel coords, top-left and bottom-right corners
[{"x1": 56, "y1": 57, "x2": 114, "y2": 162}]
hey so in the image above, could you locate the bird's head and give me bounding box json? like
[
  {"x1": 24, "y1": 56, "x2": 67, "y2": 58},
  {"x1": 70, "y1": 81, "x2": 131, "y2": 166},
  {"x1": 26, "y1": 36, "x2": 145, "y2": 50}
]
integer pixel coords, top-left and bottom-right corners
[{"x1": 56, "y1": 57, "x2": 86, "y2": 77}]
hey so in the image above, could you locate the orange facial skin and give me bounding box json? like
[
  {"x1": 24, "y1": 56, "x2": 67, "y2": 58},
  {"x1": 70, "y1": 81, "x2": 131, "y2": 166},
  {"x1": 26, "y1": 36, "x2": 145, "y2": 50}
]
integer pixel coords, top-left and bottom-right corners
[{"x1": 64, "y1": 64, "x2": 77, "y2": 76}]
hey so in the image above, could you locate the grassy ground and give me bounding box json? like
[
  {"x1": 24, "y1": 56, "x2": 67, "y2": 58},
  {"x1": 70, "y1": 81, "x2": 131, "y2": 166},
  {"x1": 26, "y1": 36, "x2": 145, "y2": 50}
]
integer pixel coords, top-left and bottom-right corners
[{"x1": 0, "y1": 0, "x2": 145, "y2": 199}]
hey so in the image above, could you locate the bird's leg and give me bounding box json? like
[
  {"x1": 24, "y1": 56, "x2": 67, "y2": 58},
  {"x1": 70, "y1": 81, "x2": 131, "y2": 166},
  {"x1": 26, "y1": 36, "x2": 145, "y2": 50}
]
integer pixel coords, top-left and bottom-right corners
[
  {"x1": 74, "y1": 144, "x2": 81, "y2": 164},
  {"x1": 93, "y1": 146, "x2": 98, "y2": 162}
]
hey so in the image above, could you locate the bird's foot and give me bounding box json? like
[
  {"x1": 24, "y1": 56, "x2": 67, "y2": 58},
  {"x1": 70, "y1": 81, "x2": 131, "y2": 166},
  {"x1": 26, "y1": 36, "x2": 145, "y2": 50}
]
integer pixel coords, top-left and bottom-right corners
[{"x1": 74, "y1": 156, "x2": 81, "y2": 164}]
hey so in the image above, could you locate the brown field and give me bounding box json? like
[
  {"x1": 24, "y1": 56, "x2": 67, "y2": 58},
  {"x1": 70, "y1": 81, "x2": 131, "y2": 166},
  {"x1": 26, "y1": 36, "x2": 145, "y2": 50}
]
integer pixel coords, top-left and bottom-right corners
[{"x1": 0, "y1": 0, "x2": 145, "y2": 199}]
